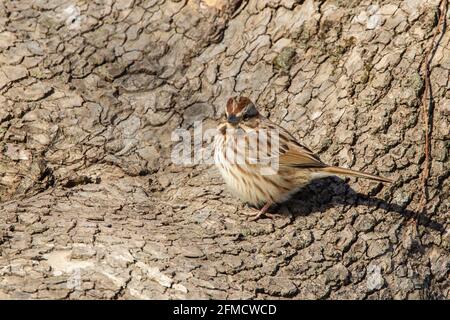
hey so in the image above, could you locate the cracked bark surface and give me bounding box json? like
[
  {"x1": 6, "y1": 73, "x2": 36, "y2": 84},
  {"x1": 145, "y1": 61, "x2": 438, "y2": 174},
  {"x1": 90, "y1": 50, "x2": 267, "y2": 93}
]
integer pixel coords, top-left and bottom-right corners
[{"x1": 0, "y1": 0, "x2": 449, "y2": 299}]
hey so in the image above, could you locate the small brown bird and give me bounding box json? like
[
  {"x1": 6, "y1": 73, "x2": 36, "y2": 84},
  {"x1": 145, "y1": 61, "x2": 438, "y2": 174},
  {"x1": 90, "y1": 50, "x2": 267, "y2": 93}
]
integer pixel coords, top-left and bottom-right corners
[{"x1": 214, "y1": 96, "x2": 392, "y2": 220}]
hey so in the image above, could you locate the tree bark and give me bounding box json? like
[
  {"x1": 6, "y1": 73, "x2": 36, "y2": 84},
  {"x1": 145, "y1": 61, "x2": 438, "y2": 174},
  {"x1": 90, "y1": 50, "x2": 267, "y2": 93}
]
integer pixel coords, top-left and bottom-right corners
[{"x1": 0, "y1": 0, "x2": 448, "y2": 299}]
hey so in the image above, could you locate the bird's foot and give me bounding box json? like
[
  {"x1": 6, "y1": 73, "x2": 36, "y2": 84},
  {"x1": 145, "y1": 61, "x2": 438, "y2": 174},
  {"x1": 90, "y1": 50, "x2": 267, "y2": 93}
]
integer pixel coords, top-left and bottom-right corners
[{"x1": 247, "y1": 202, "x2": 277, "y2": 221}]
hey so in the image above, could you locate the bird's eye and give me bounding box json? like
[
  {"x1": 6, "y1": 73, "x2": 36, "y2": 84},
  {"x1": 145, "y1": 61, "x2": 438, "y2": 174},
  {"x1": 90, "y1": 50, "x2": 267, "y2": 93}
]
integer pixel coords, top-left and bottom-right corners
[{"x1": 243, "y1": 104, "x2": 258, "y2": 120}]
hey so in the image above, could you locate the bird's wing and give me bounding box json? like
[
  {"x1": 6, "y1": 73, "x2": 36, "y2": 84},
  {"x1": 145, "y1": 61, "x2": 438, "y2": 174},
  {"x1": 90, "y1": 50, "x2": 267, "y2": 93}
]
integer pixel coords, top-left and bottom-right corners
[
  {"x1": 241, "y1": 117, "x2": 327, "y2": 169},
  {"x1": 275, "y1": 125, "x2": 327, "y2": 169},
  {"x1": 279, "y1": 145, "x2": 327, "y2": 168}
]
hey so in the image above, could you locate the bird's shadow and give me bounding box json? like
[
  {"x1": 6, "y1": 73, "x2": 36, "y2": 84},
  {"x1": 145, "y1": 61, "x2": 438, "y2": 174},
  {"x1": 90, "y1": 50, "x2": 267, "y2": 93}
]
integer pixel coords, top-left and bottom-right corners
[{"x1": 273, "y1": 177, "x2": 443, "y2": 232}]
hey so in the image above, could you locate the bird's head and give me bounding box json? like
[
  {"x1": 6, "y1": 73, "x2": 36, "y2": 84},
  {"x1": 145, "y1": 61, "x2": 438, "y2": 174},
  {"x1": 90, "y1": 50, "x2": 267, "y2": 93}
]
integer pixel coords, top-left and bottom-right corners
[{"x1": 224, "y1": 96, "x2": 259, "y2": 126}]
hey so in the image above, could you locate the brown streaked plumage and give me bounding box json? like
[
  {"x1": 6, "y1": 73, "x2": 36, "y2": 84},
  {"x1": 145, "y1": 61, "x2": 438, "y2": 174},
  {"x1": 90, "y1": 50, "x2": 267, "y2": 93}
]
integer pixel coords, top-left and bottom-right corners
[
  {"x1": 214, "y1": 96, "x2": 393, "y2": 220},
  {"x1": 226, "y1": 96, "x2": 251, "y2": 115}
]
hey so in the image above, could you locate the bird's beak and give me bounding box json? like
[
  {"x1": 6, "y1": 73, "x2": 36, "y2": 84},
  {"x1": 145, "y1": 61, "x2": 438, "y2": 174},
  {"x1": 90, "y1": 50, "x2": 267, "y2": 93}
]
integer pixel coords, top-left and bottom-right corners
[{"x1": 227, "y1": 115, "x2": 240, "y2": 125}]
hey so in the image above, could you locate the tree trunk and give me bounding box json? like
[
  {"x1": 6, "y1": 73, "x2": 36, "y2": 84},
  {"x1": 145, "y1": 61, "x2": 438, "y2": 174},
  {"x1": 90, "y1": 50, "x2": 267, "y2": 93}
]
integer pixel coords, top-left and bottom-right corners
[{"x1": 0, "y1": 0, "x2": 448, "y2": 299}]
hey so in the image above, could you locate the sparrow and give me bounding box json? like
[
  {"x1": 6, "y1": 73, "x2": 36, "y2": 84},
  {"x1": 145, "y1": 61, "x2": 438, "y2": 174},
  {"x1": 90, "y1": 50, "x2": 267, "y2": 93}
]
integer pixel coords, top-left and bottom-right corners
[{"x1": 214, "y1": 96, "x2": 392, "y2": 220}]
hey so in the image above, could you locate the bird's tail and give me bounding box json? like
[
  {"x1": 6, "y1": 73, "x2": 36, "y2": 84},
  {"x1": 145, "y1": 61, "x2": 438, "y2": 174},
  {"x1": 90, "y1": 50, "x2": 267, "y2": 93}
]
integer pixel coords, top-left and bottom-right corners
[{"x1": 319, "y1": 166, "x2": 393, "y2": 183}]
